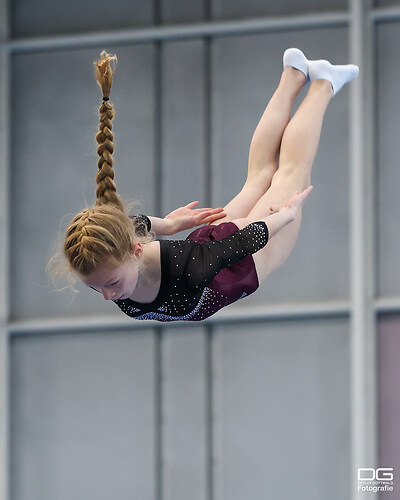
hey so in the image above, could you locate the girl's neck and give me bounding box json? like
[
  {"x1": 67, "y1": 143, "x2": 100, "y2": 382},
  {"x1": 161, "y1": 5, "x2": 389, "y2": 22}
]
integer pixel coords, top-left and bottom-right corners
[{"x1": 130, "y1": 241, "x2": 161, "y2": 302}]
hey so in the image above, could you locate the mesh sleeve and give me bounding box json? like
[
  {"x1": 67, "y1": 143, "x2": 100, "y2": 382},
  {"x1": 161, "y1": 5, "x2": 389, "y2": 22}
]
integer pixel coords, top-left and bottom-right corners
[
  {"x1": 184, "y1": 221, "x2": 269, "y2": 289},
  {"x1": 130, "y1": 214, "x2": 152, "y2": 236}
]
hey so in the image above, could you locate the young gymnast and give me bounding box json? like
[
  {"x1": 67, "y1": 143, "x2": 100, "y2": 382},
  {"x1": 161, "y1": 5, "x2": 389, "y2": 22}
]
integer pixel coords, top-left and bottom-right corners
[{"x1": 60, "y1": 49, "x2": 359, "y2": 321}]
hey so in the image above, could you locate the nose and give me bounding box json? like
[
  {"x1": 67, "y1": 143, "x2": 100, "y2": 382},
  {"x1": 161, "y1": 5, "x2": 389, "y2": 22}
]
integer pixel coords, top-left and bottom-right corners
[{"x1": 102, "y1": 289, "x2": 115, "y2": 301}]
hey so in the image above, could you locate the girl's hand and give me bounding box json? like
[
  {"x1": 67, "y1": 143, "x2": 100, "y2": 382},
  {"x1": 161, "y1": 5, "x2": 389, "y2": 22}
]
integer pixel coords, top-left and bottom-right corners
[
  {"x1": 269, "y1": 186, "x2": 313, "y2": 220},
  {"x1": 164, "y1": 201, "x2": 226, "y2": 234}
]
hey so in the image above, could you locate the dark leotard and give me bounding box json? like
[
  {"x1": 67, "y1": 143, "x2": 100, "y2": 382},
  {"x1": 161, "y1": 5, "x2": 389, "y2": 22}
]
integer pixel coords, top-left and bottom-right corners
[{"x1": 114, "y1": 221, "x2": 268, "y2": 322}]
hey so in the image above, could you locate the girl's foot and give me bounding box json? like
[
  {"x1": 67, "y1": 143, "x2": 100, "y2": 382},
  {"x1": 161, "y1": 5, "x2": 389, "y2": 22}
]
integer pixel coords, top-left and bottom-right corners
[
  {"x1": 308, "y1": 59, "x2": 359, "y2": 96},
  {"x1": 283, "y1": 48, "x2": 310, "y2": 83}
]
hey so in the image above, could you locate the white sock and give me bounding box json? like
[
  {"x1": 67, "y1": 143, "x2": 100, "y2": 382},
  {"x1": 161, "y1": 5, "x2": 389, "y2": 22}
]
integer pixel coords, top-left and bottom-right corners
[
  {"x1": 283, "y1": 48, "x2": 309, "y2": 83},
  {"x1": 308, "y1": 59, "x2": 359, "y2": 96}
]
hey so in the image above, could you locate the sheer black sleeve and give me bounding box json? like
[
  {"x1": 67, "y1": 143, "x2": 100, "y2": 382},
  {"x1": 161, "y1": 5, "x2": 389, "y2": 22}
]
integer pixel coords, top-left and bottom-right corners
[
  {"x1": 184, "y1": 221, "x2": 269, "y2": 289},
  {"x1": 130, "y1": 214, "x2": 152, "y2": 236}
]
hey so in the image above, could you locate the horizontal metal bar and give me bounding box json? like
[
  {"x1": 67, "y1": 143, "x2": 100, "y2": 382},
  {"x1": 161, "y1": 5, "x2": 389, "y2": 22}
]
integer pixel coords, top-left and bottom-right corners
[
  {"x1": 13, "y1": 294, "x2": 400, "y2": 336},
  {"x1": 206, "y1": 300, "x2": 350, "y2": 323},
  {"x1": 7, "y1": 11, "x2": 349, "y2": 54},
  {"x1": 8, "y1": 300, "x2": 350, "y2": 335},
  {"x1": 371, "y1": 6, "x2": 400, "y2": 23},
  {"x1": 374, "y1": 297, "x2": 400, "y2": 314}
]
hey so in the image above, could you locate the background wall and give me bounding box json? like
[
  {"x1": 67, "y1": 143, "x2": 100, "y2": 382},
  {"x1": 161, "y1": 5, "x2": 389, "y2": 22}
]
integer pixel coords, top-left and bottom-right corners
[{"x1": 0, "y1": 1, "x2": 399, "y2": 500}]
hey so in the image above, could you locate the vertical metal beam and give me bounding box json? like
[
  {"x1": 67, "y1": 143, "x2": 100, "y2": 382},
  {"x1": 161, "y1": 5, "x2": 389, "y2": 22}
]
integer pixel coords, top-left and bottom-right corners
[
  {"x1": 0, "y1": 0, "x2": 10, "y2": 323},
  {"x1": 349, "y1": 0, "x2": 377, "y2": 498},
  {"x1": 0, "y1": 327, "x2": 9, "y2": 500},
  {"x1": 0, "y1": 0, "x2": 10, "y2": 498},
  {"x1": 0, "y1": 0, "x2": 10, "y2": 497}
]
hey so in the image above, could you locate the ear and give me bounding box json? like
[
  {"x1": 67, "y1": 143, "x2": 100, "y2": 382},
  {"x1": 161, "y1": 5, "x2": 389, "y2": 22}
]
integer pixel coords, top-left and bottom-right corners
[{"x1": 132, "y1": 241, "x2": 143, "y2": 258}]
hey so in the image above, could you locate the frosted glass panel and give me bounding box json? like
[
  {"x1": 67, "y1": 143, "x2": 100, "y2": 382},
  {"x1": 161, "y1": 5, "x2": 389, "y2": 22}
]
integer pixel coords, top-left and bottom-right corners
[
  {"x1": 212, "y1": 28, "x2": 350, "y2": 308},
  {"x1": 162, "y1": 328, "x2": 208, "y2": 500},
  {"x1": 378, "y1": 314, "x2": 400, "y2": 500},
  {"x1": 10, "y1": 329, "x2": 156, "y2": 500},
  {"x1": 213, "y1": 317, "x2": 350, "y2": 500},
  {"x1": 11, "y1": 0, "x2": 153, "y2": 37},
  {"x1": 212, "y1": 0, "x2": 347, "y2": 21},
  {"x1": 161, "y1": 40, "x2": 207, "y2": 229},
  {"x1": 10, "y1": 45, "x2": 155, "y2": 320},
  {"x1": 376, "y1": 23, "x2": 400, "y2": 297},
  {"x1": 162, "y1": 0, "x2": 204, "y2": 24},
  {"x1": 374, "y1": 0, "x2": 399, "y2": 6}
]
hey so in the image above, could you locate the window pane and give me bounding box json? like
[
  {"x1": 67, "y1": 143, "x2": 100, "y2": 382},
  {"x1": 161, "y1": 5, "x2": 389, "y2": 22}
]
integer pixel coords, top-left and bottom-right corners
[
  {"x1": 10, "y1": 329, "x2": 157, "y2": 500},
  {"x1": 376, "y1": 22, "x2": 400, "y2": 297},
  {"x1": 162, "y1": 0, "x2": 204, "y2": 24},
  {"x1": 213, "y1": 317, "x2": 350, "y2": 499},
  {"x1": 212, "y1": 0, "x2": 347, "y2": 21},
  {"x1": 11, "y1": 0, "x2": 153, "y2": 38},
  {"x1": 378, "y1": 314, "x2": 400, "y2": 490}
]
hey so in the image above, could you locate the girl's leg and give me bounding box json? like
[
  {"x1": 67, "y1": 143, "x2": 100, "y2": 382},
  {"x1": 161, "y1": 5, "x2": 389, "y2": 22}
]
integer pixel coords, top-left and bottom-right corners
[
  {"x1": 212, "y1": 66, "x2": 306, "y2": 225},
  {"x1": 232, "y1": 79, "x2": 333, "y2": 281}
]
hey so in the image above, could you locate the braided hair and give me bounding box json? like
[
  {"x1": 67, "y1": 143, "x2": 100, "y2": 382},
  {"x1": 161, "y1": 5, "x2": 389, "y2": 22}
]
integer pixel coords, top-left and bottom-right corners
[
  {"x1": 93, "y1": 51, "x2": 123, "y2": 211},
  {"x1": 60, "y1": 51, "x2": 150, "y2": 277}
]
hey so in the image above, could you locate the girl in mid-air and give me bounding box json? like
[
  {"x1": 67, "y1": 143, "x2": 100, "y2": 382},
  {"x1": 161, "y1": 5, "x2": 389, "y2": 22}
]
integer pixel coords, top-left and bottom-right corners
[{"x1": 57, "y1": 49, "x2": 358, "y2": 321}]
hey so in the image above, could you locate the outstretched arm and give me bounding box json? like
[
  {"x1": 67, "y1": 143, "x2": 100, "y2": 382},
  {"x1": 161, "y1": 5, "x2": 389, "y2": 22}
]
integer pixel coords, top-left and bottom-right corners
[{"x1": 148, "y1": 202, "x2": 226, "y2": 236}]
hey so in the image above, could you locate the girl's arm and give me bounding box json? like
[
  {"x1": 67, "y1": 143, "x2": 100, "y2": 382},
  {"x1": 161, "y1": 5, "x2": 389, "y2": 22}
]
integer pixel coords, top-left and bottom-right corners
[{"x1": 148, "y1": 201, "x2": 226, "y2": 236}]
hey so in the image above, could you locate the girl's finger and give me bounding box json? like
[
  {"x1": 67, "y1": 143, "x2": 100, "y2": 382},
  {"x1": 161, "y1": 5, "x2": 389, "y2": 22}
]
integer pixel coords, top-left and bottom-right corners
[
  {"x1": 202, "y1": 212, "x2": 225, "y2": 223},
  {"x1": 186, "y1": 201, "x2": 199, "y2": 208},
  {"x1": 196, "y1": 207, "x2": 224, "y2": 213}
]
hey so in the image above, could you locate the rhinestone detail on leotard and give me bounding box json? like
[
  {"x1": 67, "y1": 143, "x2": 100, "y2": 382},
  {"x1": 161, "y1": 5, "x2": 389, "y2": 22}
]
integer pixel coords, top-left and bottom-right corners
[{"x1": 114, "y1": 221, "x2": 268, "y2": 322}]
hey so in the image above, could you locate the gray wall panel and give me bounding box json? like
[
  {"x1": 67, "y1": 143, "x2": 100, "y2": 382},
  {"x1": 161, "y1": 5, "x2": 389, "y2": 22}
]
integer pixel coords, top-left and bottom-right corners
[
  {"x1": 162, "y1": 40, "x2": 207, "y2": 232},
  {"x1": 10, "y1": 45, "x2": 155, "y2": 320},
  {"x1": 162, "y1": 328, "x2": 208, "y2": 500},
  {"x1": 11, "y1": 0, "x2": 153, "y2": 38},
  {"x1": 213, "y1": 318, "x2": 350, "y2": 500},
  {"x1": 211, "y1": 28, "x2": 350, "y2": 309},
  {"x1": 378, "y1": 315, "x2": 400, "y2": 500},
  {"x1": 374, "y1": 0, "x2": 399, "y2": 6},
  {"x1": 162, "y1": 0, "x2": 204, "y2": 24},
  {"x1": 10, "y1": 329, "x2": 157, "y2": 500},
  {"x1": 376, "y1": 23, "x2": 400, "y2": 298},
  {"x1": 212, "y1": 0, "x2": 347, "y2": 21}
]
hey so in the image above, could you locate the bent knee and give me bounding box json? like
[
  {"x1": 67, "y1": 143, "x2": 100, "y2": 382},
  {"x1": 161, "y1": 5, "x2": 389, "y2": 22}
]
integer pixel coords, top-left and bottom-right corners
[
  {"x1": 270, "y1": 166, "x2": 310, "y2": 191},
  {"x1": 245, "y1": 166, "x2": 276, "y2": 192}
]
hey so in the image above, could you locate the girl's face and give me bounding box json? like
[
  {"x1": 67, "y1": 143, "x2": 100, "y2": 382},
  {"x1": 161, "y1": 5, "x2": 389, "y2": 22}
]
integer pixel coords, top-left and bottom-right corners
[{"x1": 79, "y1": 253, "x2": 140, "y2": 301}]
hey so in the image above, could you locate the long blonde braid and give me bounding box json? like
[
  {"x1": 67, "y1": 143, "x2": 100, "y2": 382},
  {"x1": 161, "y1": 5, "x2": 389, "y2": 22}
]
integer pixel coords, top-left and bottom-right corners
[
  {"x1": 93, "y1": 51, "x2": 123, "y2": 211},
  {"x1": 59, "y1": 51, "x2": 143, "y2": 277},
  {"x1": 48, "y1": 51, "x2": 153, "y2": 283}
]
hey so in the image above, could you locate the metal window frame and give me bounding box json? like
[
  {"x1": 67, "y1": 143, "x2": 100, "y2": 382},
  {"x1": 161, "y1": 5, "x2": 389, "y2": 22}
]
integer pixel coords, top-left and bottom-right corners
[
  {"x1": 0, "y1": 0, "x2": 10, "y2": 498},
  {"x1": 1, "y1": 4, "x2": 399, "y2": 500}
]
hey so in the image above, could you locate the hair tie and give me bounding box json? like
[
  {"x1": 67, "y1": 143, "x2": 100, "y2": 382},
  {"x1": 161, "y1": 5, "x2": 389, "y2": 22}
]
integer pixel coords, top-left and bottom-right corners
[{"x1": 102, "y1": 97, "x2": 109, "y2": 101}]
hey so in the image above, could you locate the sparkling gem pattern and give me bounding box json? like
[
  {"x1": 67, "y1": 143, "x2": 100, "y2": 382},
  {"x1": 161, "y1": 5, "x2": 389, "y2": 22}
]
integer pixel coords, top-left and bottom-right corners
[{"x1": 114, "y1": 221, "x2": 268, "y2": 322}]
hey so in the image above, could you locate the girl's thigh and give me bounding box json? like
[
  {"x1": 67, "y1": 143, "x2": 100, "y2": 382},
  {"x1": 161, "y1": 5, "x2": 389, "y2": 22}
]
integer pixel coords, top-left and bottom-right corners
[{"x1": 210, "y1": 172, "x2": 275, "y2": 226}]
